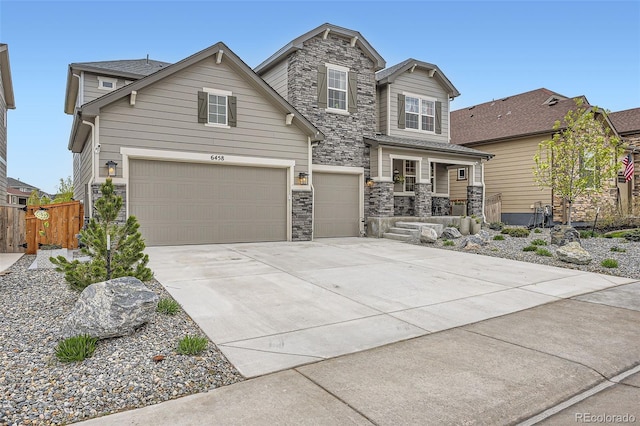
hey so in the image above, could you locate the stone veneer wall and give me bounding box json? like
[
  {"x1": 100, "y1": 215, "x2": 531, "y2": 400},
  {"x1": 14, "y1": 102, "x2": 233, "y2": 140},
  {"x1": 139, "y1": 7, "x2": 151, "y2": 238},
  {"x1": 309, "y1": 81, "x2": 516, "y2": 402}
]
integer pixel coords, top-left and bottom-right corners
[
  {"x1": 414, "y1": 183, "x2": 432, "y2": 217},
  {"x1": 292, "y1": 190, "x2": 313, "y2": 241},
  {"x1": 431, "y1": 197, "x2": 450, "y2": 216},
  {"x1": 91, "y1": 183, "x2": 127, "y2": 223},
  {"x1": 394, "y1": 196, "x2": 414, "y2": 216},
  {"x1": 286, "y1": 33, "x2": 376, "y2": 219},
  {"x1": 467, "y1": 185, "x2": 483, "y2": 218},
  {"x1": 369, "y1": 182, "x2": 394, "y2": 217}
]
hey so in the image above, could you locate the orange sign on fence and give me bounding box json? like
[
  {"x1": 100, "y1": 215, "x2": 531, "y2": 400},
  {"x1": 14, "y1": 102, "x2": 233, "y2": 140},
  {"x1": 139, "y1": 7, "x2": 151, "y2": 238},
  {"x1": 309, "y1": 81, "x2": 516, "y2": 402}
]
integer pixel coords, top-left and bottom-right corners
[{"x1": 24, "y1": 201, "x2": 84, "y2": 254}]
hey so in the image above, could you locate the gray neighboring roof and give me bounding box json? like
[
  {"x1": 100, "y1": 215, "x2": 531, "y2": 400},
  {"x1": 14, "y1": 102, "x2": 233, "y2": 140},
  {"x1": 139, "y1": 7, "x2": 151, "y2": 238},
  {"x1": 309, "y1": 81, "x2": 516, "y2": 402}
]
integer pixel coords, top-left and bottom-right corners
[
  {"x1": 70, "y1": 58, "x2": 171, "y2": 79},
  {"x1": 7, "y1": 177, "x2": 40, "y2": 190},
  {"x1": 609, "y1": 107, "x2": 640, "y2": 136},
  {"x1": 376, "y1": 58, "x2": 460, "y2": 98},
  {"x1": 0, "y1": 44, "x2": 15, "y2": 109},
  {"x1": 255, "y1": 23, "x2": 385, "y2": 75},
  {"x1": 364, "y1": 134, "x2": 494, "y2": 159},
  {"x1": 68, "y1": 42, "x2": 324, "y2": 152}
]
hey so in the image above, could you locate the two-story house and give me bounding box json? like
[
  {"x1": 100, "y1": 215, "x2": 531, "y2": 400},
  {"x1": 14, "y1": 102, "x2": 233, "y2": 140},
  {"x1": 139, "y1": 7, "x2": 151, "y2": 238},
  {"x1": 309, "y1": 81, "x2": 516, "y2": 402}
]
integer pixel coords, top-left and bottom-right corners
[
  {"x1": 64, "y1": 23, "x2": 492, "y2": 246},
  {"x1": 1, "y1": 44, "x2": 16, "y2": 205}
]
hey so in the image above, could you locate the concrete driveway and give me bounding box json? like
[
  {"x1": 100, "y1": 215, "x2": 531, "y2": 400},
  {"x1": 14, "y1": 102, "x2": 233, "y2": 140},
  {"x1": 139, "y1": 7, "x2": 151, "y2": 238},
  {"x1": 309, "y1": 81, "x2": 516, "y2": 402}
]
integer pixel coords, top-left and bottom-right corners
[{"x1": 146, "y1": 238, "x2": 634, "y2": 378}]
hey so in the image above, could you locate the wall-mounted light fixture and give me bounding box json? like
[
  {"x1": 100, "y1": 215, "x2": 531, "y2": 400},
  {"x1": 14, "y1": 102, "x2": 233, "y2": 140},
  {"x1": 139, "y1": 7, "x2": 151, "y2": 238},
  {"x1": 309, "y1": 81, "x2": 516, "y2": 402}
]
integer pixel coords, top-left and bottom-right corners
[
  {"x1": 366, "y1": 177, "x2": 374, "y2": 187},
  {"x1": 298, "y1": 172, "x2": 308, "y2": 185},
  {"x1": 106, "y1": 160, "x2": 118, "y2": 177}
]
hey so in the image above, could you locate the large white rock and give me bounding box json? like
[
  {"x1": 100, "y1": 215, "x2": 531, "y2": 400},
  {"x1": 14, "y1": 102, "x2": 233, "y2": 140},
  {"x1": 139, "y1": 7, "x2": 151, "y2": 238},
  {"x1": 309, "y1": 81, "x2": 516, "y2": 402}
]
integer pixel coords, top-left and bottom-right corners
[
  {"x1": 556, "y1": 241, "x2": 592, "y2": 265},
  {"x1": 420, "y1": 226, "x2": 439, "y2": 243},
  {"x1": 62, "y1": 277, "x2": 158, "y2": 339}
]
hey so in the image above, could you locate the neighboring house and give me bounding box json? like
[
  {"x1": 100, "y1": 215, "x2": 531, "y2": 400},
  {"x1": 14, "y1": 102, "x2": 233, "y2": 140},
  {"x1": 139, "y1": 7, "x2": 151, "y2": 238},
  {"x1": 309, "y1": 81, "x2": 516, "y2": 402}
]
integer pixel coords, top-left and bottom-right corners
[
  {"x1": 610, "y1": 108, "x2": 640, "y2": 200},
  {"x1": 6, "y1": 177, "x2": 46, "y2": 205},
  {"x1": 64, "y1": 43, "x2": 323, "y2": 245},
  {"x1": 256, "y1": 23, "x2": 492, "y2": 238},
  {"x1": 1, "y1": 44, "x2": 16, "y2": 205},
  {"x1": 65, "y1": 23, "x2": 492, "y2": 246},
  {"x1": 450, "y1": 88, "x2": 624, "y2": 226}
]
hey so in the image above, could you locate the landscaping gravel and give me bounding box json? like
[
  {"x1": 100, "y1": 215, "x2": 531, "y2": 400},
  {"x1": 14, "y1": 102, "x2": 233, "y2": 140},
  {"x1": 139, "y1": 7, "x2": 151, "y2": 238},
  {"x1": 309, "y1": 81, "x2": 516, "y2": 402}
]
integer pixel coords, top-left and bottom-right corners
[
  {"x1": 430, "y1": 227, "x2": 640, "y2": 280},
  {"x1": 0, "y1": 256, "x2": 244, "y2": 426}
]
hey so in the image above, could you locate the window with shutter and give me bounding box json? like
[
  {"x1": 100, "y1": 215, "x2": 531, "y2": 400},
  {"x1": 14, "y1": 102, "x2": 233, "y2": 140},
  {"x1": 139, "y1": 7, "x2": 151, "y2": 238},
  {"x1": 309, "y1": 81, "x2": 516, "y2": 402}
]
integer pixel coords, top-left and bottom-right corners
[
  {"x1": 320, "y1": 63, "x2": 354, "y2": 114},
  {"x1": 401, "y1": 92, "x2": 441, "y2": 134},
  {"x1": 198, "y1": 88, "x2": 235, "y2": 128}
]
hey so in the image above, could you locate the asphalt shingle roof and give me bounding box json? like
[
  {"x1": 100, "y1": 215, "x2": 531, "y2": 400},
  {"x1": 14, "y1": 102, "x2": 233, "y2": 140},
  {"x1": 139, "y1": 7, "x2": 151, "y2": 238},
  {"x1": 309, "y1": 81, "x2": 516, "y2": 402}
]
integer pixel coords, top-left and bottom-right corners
[
  {"x1": 375, "y1": 59, "x2": 413, "y2": 81},
  {"x1": 450, "y1": 88, "x2": 588, "y2": 146},
  {"x1": 364, "y1": 135, "x2": 493, "y2": 159},
  {"x1": 609, "y1": 108, "x2": 640, "y2": 135},
  {"x1": 71, "y1": 59, "x2": 171, "y2": 78}
]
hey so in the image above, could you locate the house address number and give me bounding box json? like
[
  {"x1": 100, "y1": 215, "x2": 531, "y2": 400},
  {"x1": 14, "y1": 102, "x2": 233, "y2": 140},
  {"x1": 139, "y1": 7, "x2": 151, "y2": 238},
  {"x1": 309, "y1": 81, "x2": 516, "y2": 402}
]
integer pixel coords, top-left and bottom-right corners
[{"x1": 210, "y1": 155, "x2": 225, "y2": 161}]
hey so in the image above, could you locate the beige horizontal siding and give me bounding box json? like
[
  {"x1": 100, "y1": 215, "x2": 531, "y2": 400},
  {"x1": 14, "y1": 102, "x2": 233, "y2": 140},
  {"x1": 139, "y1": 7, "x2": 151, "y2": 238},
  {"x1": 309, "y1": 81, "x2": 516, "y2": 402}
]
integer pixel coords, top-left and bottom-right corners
[
  {"x1": 97, "y1": 58, "x2": 309, "y2": 178},
  {"x1": 479, "y1": 135, "x2": 552, "y2": 213},
  {"x1": 449, "y1": 168, "x2": 468, "y2": 200}
]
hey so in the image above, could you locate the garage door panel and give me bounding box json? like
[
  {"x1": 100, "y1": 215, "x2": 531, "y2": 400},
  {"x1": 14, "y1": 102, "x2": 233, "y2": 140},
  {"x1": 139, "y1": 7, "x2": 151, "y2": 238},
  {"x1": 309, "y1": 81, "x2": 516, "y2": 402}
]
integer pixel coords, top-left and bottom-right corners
[
  {"x1": 314, "y1": 172, "x2": 360, "y2": 238},
  {"x1": 130, "y1": 160, "x2": 287, "y2": 246}
]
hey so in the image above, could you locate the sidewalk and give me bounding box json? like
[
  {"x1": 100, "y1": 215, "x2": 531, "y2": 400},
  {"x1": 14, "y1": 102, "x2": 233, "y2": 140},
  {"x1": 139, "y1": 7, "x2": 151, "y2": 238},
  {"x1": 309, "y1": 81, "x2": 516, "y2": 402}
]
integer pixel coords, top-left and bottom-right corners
[
  {"x1": 0, "y1": 253, "x2": 22, "y2": 273},
  {"x1": 77, "y1": 281, "x2": 640, "y2": 425}
]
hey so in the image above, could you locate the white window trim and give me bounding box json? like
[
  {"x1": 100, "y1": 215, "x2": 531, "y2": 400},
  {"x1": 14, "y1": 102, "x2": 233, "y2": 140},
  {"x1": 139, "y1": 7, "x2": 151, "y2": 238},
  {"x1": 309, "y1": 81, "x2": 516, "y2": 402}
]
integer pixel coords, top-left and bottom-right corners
[
  {"x1": 203, "y1": 87, "x2": 232, "y2": 129},
  {"x1": 390, "y1": 154, "x2": 422, "y2": 196},
  {"x1": 98, "y1": 76, "x2": 118, "y2": 91},
  {"x1": 403, "y1": 91, "x2": 437, "y2": 134},
  {"x1": 457, "y1": 167, "x2": 467, "y2": 181},
  {"x1": 325, "y1": 62, "x2": 349, "y2": 114}
]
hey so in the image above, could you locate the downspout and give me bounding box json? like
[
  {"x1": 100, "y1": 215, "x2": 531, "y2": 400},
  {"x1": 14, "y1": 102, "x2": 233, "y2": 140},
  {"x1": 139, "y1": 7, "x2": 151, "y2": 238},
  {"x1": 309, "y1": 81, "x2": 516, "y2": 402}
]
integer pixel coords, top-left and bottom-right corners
[
  {"x1": 309, "y1": 136, "x2": 315, "y2": 240},
  {"x1": 481, "y1": 159, "x2": 487, "y2": 224},
  {"x1": 82, "y1": 119, "x2": 96, "y2": 219}
]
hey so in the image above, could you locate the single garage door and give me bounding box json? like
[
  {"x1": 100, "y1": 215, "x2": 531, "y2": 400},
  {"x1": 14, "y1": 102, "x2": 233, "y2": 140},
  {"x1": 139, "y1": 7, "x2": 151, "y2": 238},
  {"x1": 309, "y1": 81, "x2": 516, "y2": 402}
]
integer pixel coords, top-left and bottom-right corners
[
  {"x1": 129, "y1": 159, "x2": 287, "y2": 246},
  {"x1": 313, "y1": 172, "x2": 360, "y2": 237}
]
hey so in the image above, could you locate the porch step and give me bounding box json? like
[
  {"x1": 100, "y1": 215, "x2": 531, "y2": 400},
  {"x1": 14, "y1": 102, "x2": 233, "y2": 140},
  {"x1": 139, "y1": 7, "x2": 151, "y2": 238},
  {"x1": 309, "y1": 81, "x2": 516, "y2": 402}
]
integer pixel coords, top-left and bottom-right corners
[
  {"x1": 387, "y1": 227, "x2": 417, "y2": 236},
  {"x1": 382, "y1": 232, "x2": 414, "y2": 242},
  {"x1": 395, "y1": 221, "x2": 444, "y2": 237}
]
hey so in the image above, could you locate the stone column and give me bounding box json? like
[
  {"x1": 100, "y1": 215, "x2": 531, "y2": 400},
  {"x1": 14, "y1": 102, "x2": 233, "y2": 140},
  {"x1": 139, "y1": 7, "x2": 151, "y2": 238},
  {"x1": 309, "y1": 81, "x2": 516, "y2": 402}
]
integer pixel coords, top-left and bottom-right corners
[
  {"x1": 368, "y1": 181, "x2": 394, "y2": 217},
  {"x1": 292, "y1": 190, "x2": 313, "y2": 241},
  {"x1": 467, "y1": 185, "x2": 483, "y2": 219},
  {"x1": 414, "y1": 182, "x2": 432, "y2": 217},
  {"x1": 91, "y1": 183, "x2": 127, "y2": 223}
]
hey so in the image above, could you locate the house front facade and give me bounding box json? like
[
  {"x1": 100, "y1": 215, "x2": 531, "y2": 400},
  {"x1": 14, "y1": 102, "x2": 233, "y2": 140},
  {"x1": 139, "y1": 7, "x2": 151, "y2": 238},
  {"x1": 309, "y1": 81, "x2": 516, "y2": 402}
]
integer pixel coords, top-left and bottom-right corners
[
  {"x1": 65, "y1": 24, "x2": 491, "y2": 246},
  {"x1": 0, "y1": 44, "x2": 16, "y2": 205},
  {"x1": 610, "y1": 107, "x2": 640, "y2": 202}
]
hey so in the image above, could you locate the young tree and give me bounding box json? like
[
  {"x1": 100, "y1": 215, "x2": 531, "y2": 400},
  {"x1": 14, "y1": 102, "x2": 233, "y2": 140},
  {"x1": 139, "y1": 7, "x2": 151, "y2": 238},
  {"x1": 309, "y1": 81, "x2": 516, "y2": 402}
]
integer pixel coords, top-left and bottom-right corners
[
  {"x1": 52, "y1": 176, "x2": 74, "y2": 203},
  {"x1": 51, "y1": 179, "x2": 153, "y2": 291},
  {"x1": 534, "y1": 99, "x2": 621, "y2": 226}
]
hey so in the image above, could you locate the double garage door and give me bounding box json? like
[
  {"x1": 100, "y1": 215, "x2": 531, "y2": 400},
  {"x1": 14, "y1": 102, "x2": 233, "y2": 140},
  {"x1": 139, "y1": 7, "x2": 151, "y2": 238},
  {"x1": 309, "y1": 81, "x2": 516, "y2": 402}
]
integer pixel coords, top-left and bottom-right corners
[
  {"x1": 130, "y1": 159, "x2": 287, "y2": 246},
  {"x1": 129, "y1": 160, "x2": 361, "y2": 245}
]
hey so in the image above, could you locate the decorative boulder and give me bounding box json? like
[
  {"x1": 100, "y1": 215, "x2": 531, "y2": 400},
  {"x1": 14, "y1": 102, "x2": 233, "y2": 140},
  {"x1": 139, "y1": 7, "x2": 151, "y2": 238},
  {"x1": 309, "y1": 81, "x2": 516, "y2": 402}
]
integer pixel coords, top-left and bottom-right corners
[
  {"x1": 463, "y1": 241, "x2": 482, "y2": 251},
  {"x1": 442, "y1": 227, "x2": 462, "y2": 239},
  {"x1": 551, "y1": 225, "x2": 580, "y2": 246},
  {"x1": 420, "y1": 226, "x2": 438, "y2": 243},
  {"x1": 556, "y1": 242, "x2": 592, "y2": 265},
  {"x1": 475, "y1": 230, "x2": 492, "y2": 244},
  {"x1": 462, "y1": 232, "x2": 491, "y2": 248},
  {"x1": 62, "y1": 276, "x2": 159, "y2": 339}
]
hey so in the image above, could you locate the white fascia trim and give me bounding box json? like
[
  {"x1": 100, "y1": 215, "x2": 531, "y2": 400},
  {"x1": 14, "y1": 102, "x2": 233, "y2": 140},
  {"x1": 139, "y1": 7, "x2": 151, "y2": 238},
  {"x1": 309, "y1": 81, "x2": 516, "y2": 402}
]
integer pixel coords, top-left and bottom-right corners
[
  {"x1": 430, "y1": 157, "x2": 479, "y2": 185},
  {"x1": 120, "y1": 147, "x2": 295, "y2": 168},
  {"x1": 377, "y1": 145, "x2": 382, "y2": 180},
  {"x1": 433, "y1": 192, "x2": 449, "y2": 197},
  {"x1": 79, "y1": 72, "x2": 85, "y2": 105},
  {"x1": 0, "y1": 155, "x2": 6, "y2": 166},
  {"x1": 387, "y1": 86, "x2": 391, "y2": 135},
  {"x1": 312, "y1": 164, "x2": 364, "y2": 174}
]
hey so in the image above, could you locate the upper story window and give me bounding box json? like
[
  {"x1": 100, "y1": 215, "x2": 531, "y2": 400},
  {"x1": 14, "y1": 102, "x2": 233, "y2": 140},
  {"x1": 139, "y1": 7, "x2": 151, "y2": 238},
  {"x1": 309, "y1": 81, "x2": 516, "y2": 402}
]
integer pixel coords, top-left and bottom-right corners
[
  {"x1": 98, "y1": 76, "x2": 118, "y2": 91},
  {"x1": 317, "y1": 63, "x2": 357, "y2": 114},
  {"x1": 197, "y1": 88, "x2": 237, "y2": 128},
  {"x1": 398, "y1": 93, "x2": 442, "y2": 134}
]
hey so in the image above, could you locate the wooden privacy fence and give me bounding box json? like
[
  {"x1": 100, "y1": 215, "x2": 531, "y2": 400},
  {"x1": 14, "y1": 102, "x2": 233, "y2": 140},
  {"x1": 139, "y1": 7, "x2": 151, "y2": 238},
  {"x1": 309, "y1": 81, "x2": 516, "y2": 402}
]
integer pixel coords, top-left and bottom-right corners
[
  {"x1": 0, "y1": 204, "x2": 26, "y2": 253},
  {"x1": 484, "y1": 193, "x2": 502, "y2": 224},
  {"x1": 25, "y1": 201, "x2": 84, "y2": 254}
]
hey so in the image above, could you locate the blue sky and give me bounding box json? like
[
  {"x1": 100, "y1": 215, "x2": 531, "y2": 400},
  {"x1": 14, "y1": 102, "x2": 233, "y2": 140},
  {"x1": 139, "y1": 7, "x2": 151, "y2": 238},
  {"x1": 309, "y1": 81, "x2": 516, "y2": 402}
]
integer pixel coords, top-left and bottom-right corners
[{"x1": 1, "y1": 0, "x2": 639, "y2": 194}]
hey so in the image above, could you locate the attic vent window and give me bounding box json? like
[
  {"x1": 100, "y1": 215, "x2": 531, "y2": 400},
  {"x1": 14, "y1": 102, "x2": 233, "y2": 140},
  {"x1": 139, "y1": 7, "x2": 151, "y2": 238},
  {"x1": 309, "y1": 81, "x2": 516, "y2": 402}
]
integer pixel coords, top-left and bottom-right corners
[
  {"x1": 548, "y1": 99, "x2": 558, "y2": 105},
  {"x1": 98, "y1": 76, "x2": 117, "y2": 91}
]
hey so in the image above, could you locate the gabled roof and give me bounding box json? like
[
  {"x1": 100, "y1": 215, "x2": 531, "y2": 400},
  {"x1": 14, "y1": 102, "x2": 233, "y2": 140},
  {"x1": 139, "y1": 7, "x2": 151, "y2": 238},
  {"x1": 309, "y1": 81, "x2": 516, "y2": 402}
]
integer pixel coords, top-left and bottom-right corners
[
  {"x1": 64, "y1": 58, "x2": 171, "y2": 114},
  {"x1": 0, "y1": 44, "x2": 15, "y2": 109},
  {"x1": 364, "y1": 134, "x2": 493, "y2": 160},
  {"x1": 450, "y1": 88, "x2": 592, "y2": 146},
  {"x1": 254, "y1": 23, "x2": 385, "y2": 75},
  {"x1": 68, "y1": 42, "x2": 324, "y2": 152},
  {"x1": 609, "y1": 107, "x2": 640, "y2": 136},
  {"x1": 7, "y1": 177, "x2": 39, "y2": 190},
  {"x1": 376, "y1": 58, "x2": 460, "y2": 98}
]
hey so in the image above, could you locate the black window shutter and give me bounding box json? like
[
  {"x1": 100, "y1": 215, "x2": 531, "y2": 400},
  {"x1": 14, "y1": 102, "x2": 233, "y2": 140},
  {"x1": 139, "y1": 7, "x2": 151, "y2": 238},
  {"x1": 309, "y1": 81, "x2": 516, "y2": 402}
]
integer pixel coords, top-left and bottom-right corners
[
  {"x1": 398, "y1": 94, "x2": 406, "y2": 129},
  {"x1": 197, "y1": 91, "x2": 208, "y2": 123},
  {"x1": 228, "y1": 96, "x2": 237, "y2": 127},
  {"x1": 435, "y1": 101, "x2": 442, "y2": 134},
  {"x1": 348, "y1": 71, "x2": 357, "y2": 113},
  {"x1": 317, "y1": 65, "x2": 327, "y2": 109}
]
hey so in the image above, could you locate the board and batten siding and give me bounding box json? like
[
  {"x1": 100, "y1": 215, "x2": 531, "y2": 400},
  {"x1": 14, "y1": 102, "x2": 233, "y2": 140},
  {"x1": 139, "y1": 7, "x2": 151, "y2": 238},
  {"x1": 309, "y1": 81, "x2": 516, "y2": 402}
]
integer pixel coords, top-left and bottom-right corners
[
  {"x1": 387, "y1": 70, "x2": 450, "y2": 143},
  {"x1": 82, "y1": 73, "x2": 133, "y2": 106},
  {"x1": 97, "y1": 57, "x2": 309, "y2": 178},
  {"x1": 260, "y1": 60, "x2": 288, "y2": 100},
  {"x1": 377, "y1": 85, "x2": 387, "y2": 134},
  {"x1": 479, "y1": 135, "x2": 552, "y2": 214}
]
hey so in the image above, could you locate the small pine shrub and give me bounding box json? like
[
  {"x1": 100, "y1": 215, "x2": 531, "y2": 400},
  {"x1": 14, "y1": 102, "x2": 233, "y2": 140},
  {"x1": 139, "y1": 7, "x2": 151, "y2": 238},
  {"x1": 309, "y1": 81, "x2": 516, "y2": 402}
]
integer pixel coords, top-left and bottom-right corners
[
  {"x1": 535, "y1": 248, "x2": 552, "y2": 257},
  {"x1": 601, "y1": 258, "x2": 619, "y2": 268},
  {"x1": 493, "y1": 235, "x2": 505, "y2": 241},
  {"x1": 489, "y1": 222, "x2": 504, "y2": 231},
  {"x1": 157, "y1": 298, "x2": 180, "y2": 315},
  {"x1": 55, "y1": 335, "x2": 97, "y2": 363},
  {"x1": 443, "y1": 240, "x2": 455, "y2": 246},
  {"x1": 533, "y1": 228, "x2": 542, "y2": 234},
  {"x1": 502, "y1": 227, "x2": 530, "y2": 238},
  {"x1": 579, "y1": 230, "x2": 596, "y2": 239},
  {"x1": 177, "y1": 335, "x2": 208, "y2": 355},
  {"x1": 610, "y1": 246, "x2": 627, "y2": 253},
  {"x1": 523, "y1": 245, "x2": 537, "y2": 252},
  {"x1": 531, "y1": 239, "x2": 547, "y2": 246}
]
